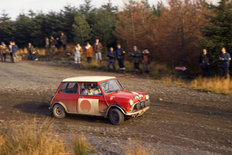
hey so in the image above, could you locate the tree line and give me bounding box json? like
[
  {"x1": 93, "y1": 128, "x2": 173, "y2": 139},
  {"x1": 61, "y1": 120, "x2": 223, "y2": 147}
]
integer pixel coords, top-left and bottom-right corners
[{"x1": 0, "y1": 0, "x2": 232, "y2": 75}]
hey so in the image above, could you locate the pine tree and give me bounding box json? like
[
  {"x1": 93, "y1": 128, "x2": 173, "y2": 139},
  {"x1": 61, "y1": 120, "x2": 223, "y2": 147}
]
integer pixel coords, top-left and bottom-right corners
[
  {"x1": 0, "y1": 12, "x2": 13, "y2": 44},
  {"x1": 91, "y1": 1, "x2": 118, "y2": 47},
  {"x1": 72, "y1": 12, "x2": 92, "y2": 44},
  {"x1": 14, "y1": 14, "x2": 34, "y2": 46},
  {"x1": 60, "y1": 5, "x2": 78, "y2": 43}
]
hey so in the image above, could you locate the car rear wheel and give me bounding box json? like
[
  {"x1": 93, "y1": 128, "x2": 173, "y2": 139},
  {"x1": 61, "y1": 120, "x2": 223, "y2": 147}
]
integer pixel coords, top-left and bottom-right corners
[
  {"x1": 53, "y1": 104, "x2": 66, "y2": 119},
  {"x1": 109, "y1": 108, "x2": 124, "y2": 125}
]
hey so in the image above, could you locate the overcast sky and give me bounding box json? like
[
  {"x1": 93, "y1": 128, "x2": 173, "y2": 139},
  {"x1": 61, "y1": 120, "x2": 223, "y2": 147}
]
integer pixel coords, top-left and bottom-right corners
[{"x1": 0, "y1": 0, "x2": 219, "y2": 20}]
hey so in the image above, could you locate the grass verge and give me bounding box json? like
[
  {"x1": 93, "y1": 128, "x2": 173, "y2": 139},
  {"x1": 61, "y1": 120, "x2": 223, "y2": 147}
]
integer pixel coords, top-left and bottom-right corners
[
  {"x1": 0, "y1": 118, "x2": 66, "y2": 155},
  {"x1": 190, "y1": 77, "x2": 232, "y2": 95},
  {"x1": 0, "y1": 118, "x2": 96, "y2": 155}
]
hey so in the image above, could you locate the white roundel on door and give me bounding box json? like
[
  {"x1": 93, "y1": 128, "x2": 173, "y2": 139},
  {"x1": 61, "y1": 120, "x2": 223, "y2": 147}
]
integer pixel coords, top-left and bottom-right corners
[{"x1": 78, "y1": 98, "x2": 99, "y2": 115}]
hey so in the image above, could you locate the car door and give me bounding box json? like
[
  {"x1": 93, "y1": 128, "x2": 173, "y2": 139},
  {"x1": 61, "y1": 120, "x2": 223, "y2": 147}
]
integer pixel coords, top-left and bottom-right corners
[
  {"x1": 77, "y1": 82, "x2": 107, "y2": 116},
  {"x1": 55, "y1": 82, "x2": 78, "y2": 113}
]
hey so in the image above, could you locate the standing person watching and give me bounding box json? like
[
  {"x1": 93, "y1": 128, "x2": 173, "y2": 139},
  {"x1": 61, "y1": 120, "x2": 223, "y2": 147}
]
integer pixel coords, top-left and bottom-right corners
[
  {"x1": 199, "y1": 48, "x2": 211, "y2": 77},
  {"x1": 130, "y1": 45, "x2": 142, "y2": 73},
  {"x1": 55, "y1": 37, "x2": 62, "y2": 50},
  {"x1": 0, "y1": 42, "x2": 8, "y2": 62},
  {"x1": 116, "y1": 44, "x2": 126, "y2": 73},
  {"x1": 74, "y1": 43, "x2": 82, "y2": 64},
  {"x1": 9, "y1": 41, "x2": 13, "y2": 62},
  {"x1": 0, "y1": 43, "x2": 2, "y2": 62},
  {"x1": 27, "y1": 42, "x2": 34, "y2": 60},
  {"x1": 93, "y1": 39, "x2": 103, "y2": 63},
  {"x1": 61, "y1": 32, "x2": 67, "y2": 50},
  {"x1": 142, "y1": 48, "x2": 151, "y2": 74},
  {"x1": 11, "y1": 42, "x2": 18, "y2": 63},
  {"x1": 85, "y1": 42, "x2": 93, "y2": 63},
  {"x1": 50, "y1": 36, "x2": 56, "y2": 55},
  {"x1": 107, "y1": 47, "x2": 116, "y2": 72},
  {"x1": 45, "y1": 37, "x2": 50, "y2": 55},
  {"x1": 219, "y1": 47, "x2": 231, "y2": 78}
]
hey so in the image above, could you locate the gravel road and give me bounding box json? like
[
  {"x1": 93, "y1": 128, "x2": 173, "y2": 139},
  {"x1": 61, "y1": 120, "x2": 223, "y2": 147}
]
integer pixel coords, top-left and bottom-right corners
[{"x1": 0, "y1": 61, "x2": 232, "y2": 155}]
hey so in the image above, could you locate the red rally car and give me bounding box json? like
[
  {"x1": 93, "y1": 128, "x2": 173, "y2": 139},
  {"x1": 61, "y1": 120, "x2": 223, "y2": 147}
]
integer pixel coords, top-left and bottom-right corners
[{"x1": 49, "y1": 76, "x2": 150, "y2": 125}]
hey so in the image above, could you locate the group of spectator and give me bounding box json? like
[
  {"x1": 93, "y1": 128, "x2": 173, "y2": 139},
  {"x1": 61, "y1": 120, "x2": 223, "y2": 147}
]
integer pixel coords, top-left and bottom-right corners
[
  {"x1": 0, "y1": 41, "x2": 38, "y2": 62},
  {"x1": 1, "y1": 33, "x2": 231, "y2": 77},
  {"x1": 45, "y1": 32, "x2": 67, "y2": 54},
  {"x1": 199, "y1": 47, "x2": 231, "y2": 78},
  {"x1": 72, "y1": 39, "x2": 151, "y2": 73},
  {"x1": 0, "y1": 41, "x2": 19, "y2": 63}
]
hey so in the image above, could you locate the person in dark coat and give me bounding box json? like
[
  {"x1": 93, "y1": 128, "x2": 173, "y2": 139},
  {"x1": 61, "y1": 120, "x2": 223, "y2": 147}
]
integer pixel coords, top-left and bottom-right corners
[
  {"x1": 61, "y1": 32, "x2": 67, "y2": 50},
  {"x1": 142, "y1": 48, "x2": 151, "y2": 74},
  {"x1": 27, "y1": 42, "x2": 33, "y2": 60},
  {"x1": 219, "y1": 47, "x2": 231, "y2": 78},
  {"x1": 107, "y1": 47, "x2": 116, "y2": 72},
  {"x1": 199, "y1": 48, "x2": 211, "y2": 77},
  {"x1": 11, "y1": 41, "x2": 18, "y2": 63},
  {"x1": 50, "y1": 36, "x2": 56, "y2": 55},
  {"x1": 116, "y1": 44, "x2": 126, "y2": 73},
  {"x1": 55, "y1": 37, "x2": 62, "y2": 50},
  {"x1": 130, "y1": 46, "x2": 142, "y2": 73}
]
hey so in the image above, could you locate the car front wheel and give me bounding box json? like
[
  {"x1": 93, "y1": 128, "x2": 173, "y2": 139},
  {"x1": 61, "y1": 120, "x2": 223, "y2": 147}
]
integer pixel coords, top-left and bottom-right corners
[
  {"x1": 109, "y1": 108, "x2": 124, "y2": 125},
  {"x1": 53, "y1": 104, "x2": 66, "y2": 119}
]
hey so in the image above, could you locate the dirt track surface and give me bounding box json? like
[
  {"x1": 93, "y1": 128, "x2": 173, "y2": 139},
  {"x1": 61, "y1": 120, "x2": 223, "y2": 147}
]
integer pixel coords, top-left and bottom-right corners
[{"x1": 0, "y1": 61, "x2": 232, "y2": 155}]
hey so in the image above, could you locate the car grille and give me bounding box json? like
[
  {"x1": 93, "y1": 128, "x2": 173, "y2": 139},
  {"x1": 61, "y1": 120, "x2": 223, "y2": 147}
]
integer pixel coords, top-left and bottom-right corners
[{"x1": 133, "y1": 100, "x2": 150, "y2": 111}]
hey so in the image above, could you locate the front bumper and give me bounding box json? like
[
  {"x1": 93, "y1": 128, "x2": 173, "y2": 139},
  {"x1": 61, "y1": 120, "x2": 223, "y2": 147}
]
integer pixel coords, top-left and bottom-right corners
[
  {"x1": 125, "y1": 106, "x2": 150, "y2": 117},
  {"x1": 132, "y1": 100, "x2": 150, "y2": 111}
]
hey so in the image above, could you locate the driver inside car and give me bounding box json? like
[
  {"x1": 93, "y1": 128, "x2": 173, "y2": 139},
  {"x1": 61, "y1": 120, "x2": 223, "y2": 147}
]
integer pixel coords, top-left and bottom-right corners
[
  {"x1": 92, "y1": 85, "x2": 102, "y2": 95},
  {"x1": 81, "y1": 84, "x2": 94, "y2": 95}
]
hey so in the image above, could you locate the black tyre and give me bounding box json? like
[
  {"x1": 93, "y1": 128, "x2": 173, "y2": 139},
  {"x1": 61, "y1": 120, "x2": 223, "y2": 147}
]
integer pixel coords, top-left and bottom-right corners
[
  {"x1": 109, "y1": 108, "x2": 124, "y2": 125},
  {"x1": 53, "y1": 104, "x2": 66, "y2": 119}
]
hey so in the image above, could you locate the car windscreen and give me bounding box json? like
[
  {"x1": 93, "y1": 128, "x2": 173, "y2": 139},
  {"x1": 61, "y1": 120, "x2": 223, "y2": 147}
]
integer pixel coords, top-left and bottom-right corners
[{"x1": 100, "y1": 79, "x2": 123, "y2": 93}]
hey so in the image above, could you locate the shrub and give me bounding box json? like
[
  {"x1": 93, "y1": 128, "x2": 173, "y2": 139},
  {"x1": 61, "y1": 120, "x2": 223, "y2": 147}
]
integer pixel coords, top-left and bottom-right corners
[
  {"x1": 190, "y1": 77, "x2": 232, "y2": 95},
  {"x1": 73, "y1": 135, "x2": 96, "y2": 155},
  {"x1": 0, "y1": 118, "x2": 66, "y2": 155},
  {"x1": 126, "y1": 144, "x2": 149, "y2": 155}
]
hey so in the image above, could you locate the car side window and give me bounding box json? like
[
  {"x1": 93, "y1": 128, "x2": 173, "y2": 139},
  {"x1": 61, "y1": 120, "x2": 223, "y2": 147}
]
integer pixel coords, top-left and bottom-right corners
[
  {"x1": 80, "y1": 82, "x2": 102, "y2": 96},
  {"x1": 60, "y1": 82, "x2": 78, "y2": 94}
]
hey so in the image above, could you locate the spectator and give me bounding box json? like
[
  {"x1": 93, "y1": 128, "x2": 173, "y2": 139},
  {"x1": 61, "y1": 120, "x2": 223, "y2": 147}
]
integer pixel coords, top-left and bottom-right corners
[
  {"x1": 9, "y1": 41, "x2": 13, "y2": 62},
  {"x1": 27, "y1": 42, "x2": 34, "y2": 60},
  {"x1": 45, "y1": 37, "x2": 50, "y2": 55},
  {"x1": 0, "y1": 42, "x2": 8, "y2": 62},
  {"x1": 116, "y1": 44, "x2": 126, "y2": 73},
  {"x1": 55, "y1": 37, "x2": 62, "y2": 50},
  {"x1": 32, "y1": 48, "x2": 37, "y2": 60},
  {"x1": 130, "y1": 45, "x2": 142, "y2": 73},
  {"x1": 11, "y1": 42, "x2": 18, "y2": 63},
  {"x1": 199, "y1": 49, "x2": 211, "y2": 77},
  {"x1": 61, "y1": 32, "x2": 67, "y2": 50},
  {"x1": 93, "y1": 39, "x2": 103, "y2": 63},
  {"x1": 85, "y1": 42, "x2": 93, "y2": 63},
  {"x1": 74, "y1": 43, "x2": 82, "y2": 64},
  {"x1": 219, "y1": 47, "x2": 231, "y2": 78},
  {"x1": 142, "y1": 48, "x2": 151, "y2": 74},
  {"x1": 50, "y1": 36, "x2": 56, "y2": 55},
  {"x1": 107, "y1": 47, "x2": 116, "y2": 72}
]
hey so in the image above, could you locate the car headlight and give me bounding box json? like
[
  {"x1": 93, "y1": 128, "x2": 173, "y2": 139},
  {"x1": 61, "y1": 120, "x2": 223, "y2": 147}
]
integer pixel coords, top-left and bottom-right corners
[
  {"x1": 129, "y1": 99, "x2": 134, "y2": 106},
  {"x1": 134, "y1": 96, "x2": 139, "y2": 100},
  {"x1": 145, "y1": 95, "x2": 149, "y2": 100}
]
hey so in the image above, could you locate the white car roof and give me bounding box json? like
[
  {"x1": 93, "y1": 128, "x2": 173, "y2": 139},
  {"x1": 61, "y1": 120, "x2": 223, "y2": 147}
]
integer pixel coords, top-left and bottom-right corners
[{"x1": 62, "y1": 76, "x2": 116, "y2": 82}]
